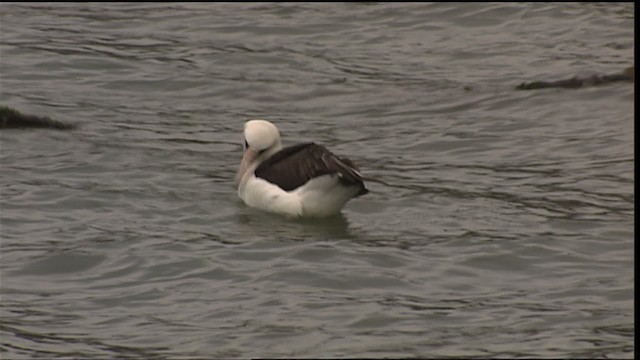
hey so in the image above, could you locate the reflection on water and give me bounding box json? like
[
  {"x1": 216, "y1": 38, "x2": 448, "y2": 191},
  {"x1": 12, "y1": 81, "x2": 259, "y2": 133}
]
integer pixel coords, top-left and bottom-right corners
[{"x1": 236, "y1": 210, "x2": 353, "y2": 241}]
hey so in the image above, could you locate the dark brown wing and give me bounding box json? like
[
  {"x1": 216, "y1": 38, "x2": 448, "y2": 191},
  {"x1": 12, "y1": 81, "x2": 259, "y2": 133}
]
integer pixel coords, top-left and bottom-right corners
[{"x1": 254, "y1": 142, "x2": 368, "y2": 195}]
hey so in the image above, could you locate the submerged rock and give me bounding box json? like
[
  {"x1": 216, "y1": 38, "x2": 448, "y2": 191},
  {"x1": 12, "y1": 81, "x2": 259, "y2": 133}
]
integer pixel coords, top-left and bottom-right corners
[
  {"x1": 0, "y1": 105, "x2": 76, "y2": 130},
  {"x1": 516, "y1": 66, "x2": 634, "y2": 90}
]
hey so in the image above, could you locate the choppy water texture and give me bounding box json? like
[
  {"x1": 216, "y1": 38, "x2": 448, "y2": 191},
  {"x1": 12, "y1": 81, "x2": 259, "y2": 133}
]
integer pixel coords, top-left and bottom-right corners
[{"x1": 0, "y1": 3, "x2": 634, "y2": 359}]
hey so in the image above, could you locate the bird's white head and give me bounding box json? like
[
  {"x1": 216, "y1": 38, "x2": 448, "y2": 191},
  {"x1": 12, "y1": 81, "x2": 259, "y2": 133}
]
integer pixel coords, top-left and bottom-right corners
[
  {"x1": 243, "y1": 119, "x2": 281, "y2": 153},
  {"x1": 236, "y1": 119, "x2": 283, "y2": 183}
]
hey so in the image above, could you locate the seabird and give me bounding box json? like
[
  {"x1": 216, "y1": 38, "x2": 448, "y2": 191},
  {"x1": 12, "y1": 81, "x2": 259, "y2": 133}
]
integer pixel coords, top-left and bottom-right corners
[{"x1": 236, "y1": 119, "x2": 368, "y2": 217}]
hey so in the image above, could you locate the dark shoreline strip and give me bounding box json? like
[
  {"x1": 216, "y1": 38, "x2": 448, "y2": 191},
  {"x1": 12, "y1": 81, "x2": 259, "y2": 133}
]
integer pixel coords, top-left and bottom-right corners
[
  {"x1": 0, "y1": 105, "x2": 76, "y2": 130},
  {"x1": 516, "y1": 66, "x2": 634, "y2": 90}
]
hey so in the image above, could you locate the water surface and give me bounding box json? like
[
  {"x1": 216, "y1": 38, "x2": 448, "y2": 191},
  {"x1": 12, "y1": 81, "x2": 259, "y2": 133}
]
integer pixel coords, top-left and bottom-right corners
[{"x1": 0, "y1": 3, "x2": 634, "y2": 358}]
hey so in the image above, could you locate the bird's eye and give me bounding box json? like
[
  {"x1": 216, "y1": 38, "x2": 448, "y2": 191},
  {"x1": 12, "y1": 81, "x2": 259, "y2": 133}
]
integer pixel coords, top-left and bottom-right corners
[{"x1": 243, "y1": 139, "x2": 249, "y2": 150}]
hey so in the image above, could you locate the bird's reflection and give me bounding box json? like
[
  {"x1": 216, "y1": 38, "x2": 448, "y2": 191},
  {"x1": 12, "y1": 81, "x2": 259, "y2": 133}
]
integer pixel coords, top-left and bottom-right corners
[{"x1": 236, "y1": 207, "x2": 352, "y2": 242}]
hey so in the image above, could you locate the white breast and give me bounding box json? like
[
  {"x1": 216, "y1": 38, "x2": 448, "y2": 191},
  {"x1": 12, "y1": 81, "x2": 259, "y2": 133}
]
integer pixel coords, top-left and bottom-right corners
[
  {"x1": 238, "y1": 172, "x2": 360, "y2": 218},
  {"x1": 238, "y1": 173, "x2": 303, "y2": 217}
]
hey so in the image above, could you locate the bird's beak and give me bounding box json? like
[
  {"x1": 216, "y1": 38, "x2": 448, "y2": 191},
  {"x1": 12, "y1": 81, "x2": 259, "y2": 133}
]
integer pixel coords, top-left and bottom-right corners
[{"x1": 236, "y1": 148, "x2": 258, "y2": 183}]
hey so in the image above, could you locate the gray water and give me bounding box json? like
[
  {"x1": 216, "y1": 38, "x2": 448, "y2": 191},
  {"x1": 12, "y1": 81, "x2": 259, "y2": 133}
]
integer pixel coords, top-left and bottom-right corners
[{"x1": 0, "y1": 3, "x2": 634, "y2": 359}]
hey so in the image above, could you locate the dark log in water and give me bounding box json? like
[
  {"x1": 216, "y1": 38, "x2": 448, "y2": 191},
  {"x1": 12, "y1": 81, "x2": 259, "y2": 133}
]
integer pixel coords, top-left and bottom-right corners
[
  {"x1": 516, "y1": 66, "x2": 634, "y2": 90},
  {"x1": 0, "y1": 105, "x2": 76, "y2": 130}
]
